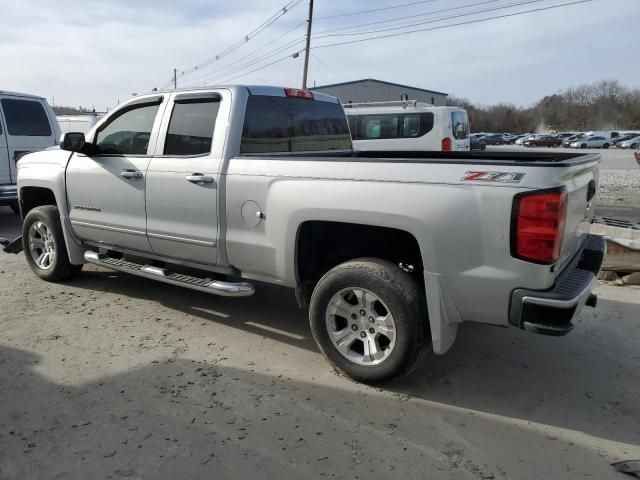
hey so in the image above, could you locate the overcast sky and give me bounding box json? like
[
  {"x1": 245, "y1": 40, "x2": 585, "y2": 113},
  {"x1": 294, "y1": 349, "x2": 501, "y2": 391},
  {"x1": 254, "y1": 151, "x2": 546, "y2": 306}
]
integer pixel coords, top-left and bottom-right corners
[{"x1": 1, "y1": 0, "x2": 638, "y2": 110}]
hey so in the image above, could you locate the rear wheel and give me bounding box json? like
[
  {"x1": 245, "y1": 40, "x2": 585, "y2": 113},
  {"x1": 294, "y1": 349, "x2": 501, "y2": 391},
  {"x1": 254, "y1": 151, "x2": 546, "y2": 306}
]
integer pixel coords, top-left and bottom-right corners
[
  {"x1": 309, "y1": 258, "x2": 426, "y2": 383},
  {"x1": 22, "y1": 205, "x2": 83, "y2": 282}
]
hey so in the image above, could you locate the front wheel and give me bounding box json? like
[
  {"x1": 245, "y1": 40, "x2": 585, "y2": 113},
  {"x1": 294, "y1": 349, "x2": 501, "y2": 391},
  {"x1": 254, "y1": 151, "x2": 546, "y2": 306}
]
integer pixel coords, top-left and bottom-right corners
[
  {"x1": 603, "y1": 143, "x2": 609, "y2": 149},
  {"x1": 22, "y1": 205, "x2": 83, "y2": 282},
  {"x1": 309, "y1": 258, "x2": 427, "y2": 383},
  {"x1": 581, "y1": 144, "x2": 587, "y2": 149}
]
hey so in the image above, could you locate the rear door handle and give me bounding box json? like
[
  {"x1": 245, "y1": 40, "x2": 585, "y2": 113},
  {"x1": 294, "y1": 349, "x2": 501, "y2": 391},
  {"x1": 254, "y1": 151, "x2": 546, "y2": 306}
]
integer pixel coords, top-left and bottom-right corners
[
  {"x1": 186, "y1": 174, "x2": 214, "y2": 184},
  {"x1": 121, "y1": 169, "x2": 143, "y2": 179}
]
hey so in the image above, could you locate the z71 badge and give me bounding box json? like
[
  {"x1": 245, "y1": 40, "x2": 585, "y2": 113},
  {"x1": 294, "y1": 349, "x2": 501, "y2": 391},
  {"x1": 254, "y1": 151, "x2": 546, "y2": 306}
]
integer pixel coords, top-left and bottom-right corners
[{"x1": 461, "y1": 171, "x2": 526, "y2": 184}]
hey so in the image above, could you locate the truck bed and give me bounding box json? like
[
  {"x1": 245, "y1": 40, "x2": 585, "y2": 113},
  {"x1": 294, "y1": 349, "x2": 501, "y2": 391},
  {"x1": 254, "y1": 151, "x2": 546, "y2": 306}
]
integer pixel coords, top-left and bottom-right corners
[{"x1": 241, "y1": 150, "x2": 600, "y2": 167}]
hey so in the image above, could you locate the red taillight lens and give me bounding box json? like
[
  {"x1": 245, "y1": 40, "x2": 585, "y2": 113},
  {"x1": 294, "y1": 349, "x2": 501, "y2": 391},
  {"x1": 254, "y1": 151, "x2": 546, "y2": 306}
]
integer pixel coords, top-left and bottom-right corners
[
  {"x1": 512, "y1": 190, "x2": 567, "y2": 264},
  {"x1": 442, "y1": 137, "x2": 453, "y2": 151},
  {"x1": 285, "y1": 88, "x2": 314, "y2": 100}
]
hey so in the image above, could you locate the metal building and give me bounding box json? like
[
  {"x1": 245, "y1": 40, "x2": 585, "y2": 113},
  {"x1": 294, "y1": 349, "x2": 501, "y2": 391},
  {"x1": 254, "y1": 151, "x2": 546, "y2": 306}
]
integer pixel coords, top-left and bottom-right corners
[{"x1": 311, "y1": 78, "x2": 448, "y2": 106}]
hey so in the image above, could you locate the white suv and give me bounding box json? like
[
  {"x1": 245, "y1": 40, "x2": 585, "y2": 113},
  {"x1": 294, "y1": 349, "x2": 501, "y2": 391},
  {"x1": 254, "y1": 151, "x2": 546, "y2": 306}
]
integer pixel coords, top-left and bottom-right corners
[{"x1": 0, "y1": 90, "x2": 60, "y2": 213}]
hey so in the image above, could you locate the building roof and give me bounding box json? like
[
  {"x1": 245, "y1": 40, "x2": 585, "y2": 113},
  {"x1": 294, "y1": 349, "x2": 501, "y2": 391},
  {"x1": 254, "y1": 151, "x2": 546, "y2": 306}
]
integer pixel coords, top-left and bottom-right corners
[{"x1": 311, "y1": 78, "x2": 448, "y2": 96}]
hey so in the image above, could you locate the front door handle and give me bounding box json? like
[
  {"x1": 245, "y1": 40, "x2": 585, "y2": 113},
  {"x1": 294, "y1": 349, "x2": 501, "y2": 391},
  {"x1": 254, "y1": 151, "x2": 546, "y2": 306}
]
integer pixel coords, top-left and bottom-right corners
[
  {"x1": 186, "y1": 174, "x2": 214, "y2": 184},
  {"x1": 121, "y1": 169, "x2": 143, "y2": 179}
]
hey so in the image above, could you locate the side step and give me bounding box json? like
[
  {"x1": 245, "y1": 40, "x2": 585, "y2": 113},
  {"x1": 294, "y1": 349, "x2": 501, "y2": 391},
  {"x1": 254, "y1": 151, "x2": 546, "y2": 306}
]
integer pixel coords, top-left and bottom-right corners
[{"x1": 83, "y1": 251, "x2": 255, "y2": 297}]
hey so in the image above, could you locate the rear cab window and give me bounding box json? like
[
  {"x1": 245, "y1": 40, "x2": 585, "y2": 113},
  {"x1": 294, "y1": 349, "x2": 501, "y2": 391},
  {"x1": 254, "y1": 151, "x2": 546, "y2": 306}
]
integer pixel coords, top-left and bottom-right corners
[
  {"x1": 0, "y1": 98, "x2": 52, "y2": 136},
  {"x1": 240, "y1": 96, "x2": 352, "y2": 154}
]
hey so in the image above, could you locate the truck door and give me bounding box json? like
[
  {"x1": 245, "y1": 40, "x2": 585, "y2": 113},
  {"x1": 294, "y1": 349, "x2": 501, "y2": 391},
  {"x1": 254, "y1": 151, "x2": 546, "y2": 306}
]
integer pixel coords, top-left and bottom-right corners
[
  {"x1": 66, "y1": 96, "x2": 165, "y2": 252},
  {"x1": 145, "y1": 91, "x2": 227, "y2": 265}
]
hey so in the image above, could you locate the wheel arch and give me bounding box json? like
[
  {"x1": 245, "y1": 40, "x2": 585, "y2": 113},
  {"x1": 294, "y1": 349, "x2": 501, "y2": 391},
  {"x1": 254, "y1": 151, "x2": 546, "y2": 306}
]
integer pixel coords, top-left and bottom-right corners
[{"x1": 294, "y1": 220, "x2": 425, "y2": 307}]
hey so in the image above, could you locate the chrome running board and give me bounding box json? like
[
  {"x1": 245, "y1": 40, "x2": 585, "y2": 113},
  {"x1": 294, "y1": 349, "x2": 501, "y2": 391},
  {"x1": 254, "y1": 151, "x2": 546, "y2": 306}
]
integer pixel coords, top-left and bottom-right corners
[{"x1": 83, "y1": 251, "x2": 254, "y2": 297}]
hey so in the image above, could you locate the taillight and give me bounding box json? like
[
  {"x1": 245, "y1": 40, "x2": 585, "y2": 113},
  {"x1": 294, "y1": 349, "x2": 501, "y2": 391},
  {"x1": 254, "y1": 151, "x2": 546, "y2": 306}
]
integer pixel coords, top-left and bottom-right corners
[
  {"x1": 442, "y1": 137, "x2": 453, "y2": 151},
  {"x1": 511, "y1": 189, "x2": 567, "y2": 264},
  {"x1": 285, "y1": 88, "x2": 314, "y2": 100}
]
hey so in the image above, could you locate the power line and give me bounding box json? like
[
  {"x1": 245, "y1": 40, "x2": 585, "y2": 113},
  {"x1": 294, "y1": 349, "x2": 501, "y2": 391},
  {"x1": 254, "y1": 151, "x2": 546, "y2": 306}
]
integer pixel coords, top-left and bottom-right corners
[
  {"x1": 211, "y1": 51, "x2": 303, "y2": 85},
  {"x1": 315, "y1": 0, "x2": 438, "y2": 20},
  {"x1": 159, "y1": 0, "x2": 304, "y2": 88},
  {"x1": 191, "y1": 37, "x2": 306, "y2": 86},
  {"x1": 311, "y1": 0, "x2": 596, "y2": 50},
  {"x1": 313, "y1": 0, "x2": 504, "y2": 35},
  {"x1": 181, "y1": 32, "x2": 307, "y2": 87},
  {"x1": 312, "y1": 0, "x2": 559, "y2": 39}
]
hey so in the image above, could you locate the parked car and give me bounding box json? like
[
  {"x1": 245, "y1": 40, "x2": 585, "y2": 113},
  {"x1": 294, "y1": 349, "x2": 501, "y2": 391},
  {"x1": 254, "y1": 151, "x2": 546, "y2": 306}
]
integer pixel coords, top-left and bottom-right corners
[
  {"x1": 345, "y1": 102, "x2": 470, "y2": 151},
  {"x1": 570, "y1": 136, "x2": 610, "y2": 149},
  {"x1": 556, "y1": 132, "x2": 576, "y2": 139},
  {"x1": 6, "y1": 85, "x2": 605, "y2": 383},
  {"x1": 617, "y1": 135, "x2": 640, "y2": 149},
  {"x1": 470, "y1": 135, "x2": 487, "y2": 151},
  {"x1": 515, "y1": 134, "x2": 535, "y2": 145},
  {"x1": 0, "y1": 90, "x2": 61, "y2": 214},
  {"x1": 523, "y1": 135, "x2": 563, "y2": 148},
  {"x1": 563, "y1": 134, "x2": 586, "y2": 148},
  {"x1": 481, "y1": 134, "x2": 506, "y2": 145},
  {"x1": 612, "y1": 133, "x2": 637, "y2": 145},
  {"x1": 507, "y1": 134, "x2": 527, "y2": 144}
]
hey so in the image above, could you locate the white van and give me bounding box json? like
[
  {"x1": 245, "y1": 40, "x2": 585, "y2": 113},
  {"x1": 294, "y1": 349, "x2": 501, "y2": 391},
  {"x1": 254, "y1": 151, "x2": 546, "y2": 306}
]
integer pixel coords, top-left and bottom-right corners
[
  {"x1": 57, "y1": 113, "x2": 103, "y2": 134},
  {"x1": 0, "y1": 90, "x2": 60, "y2": 213},
  {"x1": 344, "y1": 101, "x2": 470, "y2": 151}
]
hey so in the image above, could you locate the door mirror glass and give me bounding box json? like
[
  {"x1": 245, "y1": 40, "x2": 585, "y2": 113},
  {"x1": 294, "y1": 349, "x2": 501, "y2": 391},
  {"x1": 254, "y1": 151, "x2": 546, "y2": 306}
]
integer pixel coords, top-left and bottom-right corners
[{"x1": 61, "y1": 132, "x2": 86, "y2": 152}]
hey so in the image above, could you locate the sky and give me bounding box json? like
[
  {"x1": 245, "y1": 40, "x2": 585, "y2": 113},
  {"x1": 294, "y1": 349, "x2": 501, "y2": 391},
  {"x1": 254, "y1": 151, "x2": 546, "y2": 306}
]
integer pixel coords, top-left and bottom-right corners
[{"x1": 0, "y1": 0, "x2": 638, "y2": 111}]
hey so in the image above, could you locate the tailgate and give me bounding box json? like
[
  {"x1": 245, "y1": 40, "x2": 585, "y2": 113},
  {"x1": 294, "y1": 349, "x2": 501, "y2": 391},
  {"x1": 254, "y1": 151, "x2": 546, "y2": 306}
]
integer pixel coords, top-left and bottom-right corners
[{"x1": 555, "y1": 159, "x2": 600, "y2": 275}]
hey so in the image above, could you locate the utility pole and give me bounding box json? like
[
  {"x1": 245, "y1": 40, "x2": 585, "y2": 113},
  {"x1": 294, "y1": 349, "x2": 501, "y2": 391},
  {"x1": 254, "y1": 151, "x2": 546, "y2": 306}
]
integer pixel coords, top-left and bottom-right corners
[
  {"x1": 302, "y1": 0, "x2": 314, "y2": 89},
  {"x1": 173, "y1": 68, "x2": 178, "y2": 89}
]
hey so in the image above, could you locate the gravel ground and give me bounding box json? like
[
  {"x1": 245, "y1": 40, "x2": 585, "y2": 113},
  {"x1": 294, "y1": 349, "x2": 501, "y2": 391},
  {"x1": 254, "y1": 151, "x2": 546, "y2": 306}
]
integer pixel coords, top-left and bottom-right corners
[{"x1": 0, "y1": 207, "x2": 639, "y2": 479}]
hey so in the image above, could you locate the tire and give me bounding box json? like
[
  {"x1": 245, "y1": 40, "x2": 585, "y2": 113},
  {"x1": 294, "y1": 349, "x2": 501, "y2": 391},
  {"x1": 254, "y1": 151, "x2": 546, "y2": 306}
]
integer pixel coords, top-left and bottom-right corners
[
  {"x1": 603, "y1": 143, "x2": 609, "y2": 149},
  {"x1": 22, "y1": 205, "x2": 83, "y2": 282},
  {"x1": 632, "y1": 144, "x2": 639, "y2": 150},
  {"x1": 309, "y1": 258, "x2": 427, "y2": 383},
  {"x1": 581, "y1": 144, "x2": 587, "y2": 149}
]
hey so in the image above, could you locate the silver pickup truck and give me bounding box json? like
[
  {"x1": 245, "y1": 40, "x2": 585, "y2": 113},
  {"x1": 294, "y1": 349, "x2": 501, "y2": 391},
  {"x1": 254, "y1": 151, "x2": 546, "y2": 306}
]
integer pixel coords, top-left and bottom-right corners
[{"x1": 6, "y1": 85, "x2": 605, "y2": 383}]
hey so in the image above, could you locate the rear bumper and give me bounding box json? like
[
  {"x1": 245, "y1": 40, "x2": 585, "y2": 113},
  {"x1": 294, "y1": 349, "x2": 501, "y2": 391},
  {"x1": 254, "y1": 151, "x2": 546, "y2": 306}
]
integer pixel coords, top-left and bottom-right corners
[
  {"x1": 0, "y1": 184, "x2": 17, "y2": 203},
  {"x1": 509, "y1": 234, "x2": 606, "y2": 336}
]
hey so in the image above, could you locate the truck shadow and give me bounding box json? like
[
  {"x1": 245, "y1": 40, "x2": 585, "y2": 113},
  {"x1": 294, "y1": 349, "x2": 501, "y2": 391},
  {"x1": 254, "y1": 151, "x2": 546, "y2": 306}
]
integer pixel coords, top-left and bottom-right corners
[
  {"x1": 66, "y1": 268, "x2": 640, "y2": 448},
  {"x1": 0, "y1": 345, "x2": 635, "y2": 479}
]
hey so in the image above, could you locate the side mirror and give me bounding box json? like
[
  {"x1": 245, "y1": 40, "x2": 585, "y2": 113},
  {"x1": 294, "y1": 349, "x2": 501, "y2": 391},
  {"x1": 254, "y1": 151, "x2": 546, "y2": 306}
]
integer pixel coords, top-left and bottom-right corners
[{"x1": 61, "y1": 132, "x2": 87, "y2": 152}]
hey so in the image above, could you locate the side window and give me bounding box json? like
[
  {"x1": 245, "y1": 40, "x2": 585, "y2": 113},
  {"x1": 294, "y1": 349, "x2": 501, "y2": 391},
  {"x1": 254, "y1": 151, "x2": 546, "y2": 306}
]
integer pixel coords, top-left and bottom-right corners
[
  {"x1": 164, "y1": 99, "x2": 220, "y2": 156},
  {"x1": 451, "y1": 111, "x2": 469, "y2": 140},
  {"x1": 0, "y1": 99, "x2": 52, "y2": 136},
  {"x1": 403, "y1": 115, "x2": 420, "y2": 137},
  {"x1": 95, "y1": 103, "x2": 160, "y2": 155},
  {"x1": 359, "y1": 115, "x2": 399, "y2": 139}
]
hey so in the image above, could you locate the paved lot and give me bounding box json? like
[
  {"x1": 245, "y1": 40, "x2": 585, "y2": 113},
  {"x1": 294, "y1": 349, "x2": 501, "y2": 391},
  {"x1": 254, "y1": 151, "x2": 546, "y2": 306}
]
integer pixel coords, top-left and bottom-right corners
[{"x1": 0, "y1": 206, "x2": 639, "y2": 479}]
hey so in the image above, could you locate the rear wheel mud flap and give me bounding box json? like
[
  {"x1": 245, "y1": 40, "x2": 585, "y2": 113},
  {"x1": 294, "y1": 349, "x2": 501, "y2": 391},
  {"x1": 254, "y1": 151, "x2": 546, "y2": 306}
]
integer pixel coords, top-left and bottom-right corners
[{"x1": 424, "y1": 272, "x2": 463, "y2": 354}]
